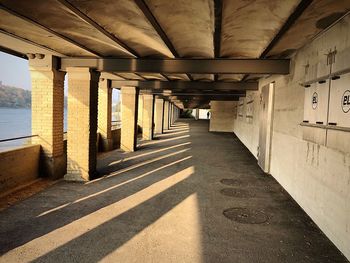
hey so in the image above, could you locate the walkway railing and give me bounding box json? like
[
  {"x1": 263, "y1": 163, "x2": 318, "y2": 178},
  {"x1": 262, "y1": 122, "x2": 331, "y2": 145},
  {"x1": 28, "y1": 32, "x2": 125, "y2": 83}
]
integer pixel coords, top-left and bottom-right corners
[
  {"x1": 0, "y1": 134, "x2": 38, "y2": 143},
  {"x1": 0, "y1": 122, "x2": 119, "y2": 151}
]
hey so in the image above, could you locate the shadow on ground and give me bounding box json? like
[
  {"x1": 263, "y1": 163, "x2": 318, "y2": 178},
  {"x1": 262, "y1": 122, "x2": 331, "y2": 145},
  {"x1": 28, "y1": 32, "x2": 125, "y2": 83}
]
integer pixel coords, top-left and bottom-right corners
[{"x1": 0, "y1": 120, "x2": 347, "y2": 262}]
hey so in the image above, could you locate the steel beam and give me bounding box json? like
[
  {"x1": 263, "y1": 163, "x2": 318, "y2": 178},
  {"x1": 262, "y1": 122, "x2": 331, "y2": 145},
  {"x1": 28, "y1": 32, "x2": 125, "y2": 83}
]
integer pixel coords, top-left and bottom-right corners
[
  {"x1": 0, "y1": 3, "x2": 99, "y2": 57},
  {"x1": 241, "y1": 0, "x2": 312, "y2": 81},
  {"x1": 261, "y1": 0, "x2": 313, "y2": 58},
  {"x1": 56, "y1": 0, "x2": 137, "y2": 57},
  {"x1": 0, "y1": 30, "x2": 64, "y2": 57},
  {"x1": 214, "y1": 0, "x2": 223, "y2": 81},
  {"x1": 148, "y1": 91, "x2": 246, "y2": 96},
  {"x1": 61, "y1": 58, "x2": 290, "y2": 74},
  {"x1": 0, "y1": 45, "x2": 27, "y2": 59},
  {"x1": 175, "y1": 95, "x2": 240, "y2": 101},
  {"x1": 111, "y1": 80, "x2": 257, "y2": 91},
  {"x1": 135, "y1": 0, "x2": 178, "y2": 57},
  {"x1": 134, "y1": 0, "x2": 193, "y2": 81}
]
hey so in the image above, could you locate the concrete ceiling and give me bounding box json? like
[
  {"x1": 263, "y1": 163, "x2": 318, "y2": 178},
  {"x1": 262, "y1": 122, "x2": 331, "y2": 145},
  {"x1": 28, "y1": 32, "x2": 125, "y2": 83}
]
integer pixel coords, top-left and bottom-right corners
[
  {"x1": 220, "y1": 0, "x2": 300, "y2": 58},
  {"x1": 146, "y1": 0, "x2": 215, "y2": 58},
  {"x1": 1, "y1": 0, "x2": 350, "y2": 108},
  {"x1": 268, "y1": 0, "x2": 350, "y2": 57}
]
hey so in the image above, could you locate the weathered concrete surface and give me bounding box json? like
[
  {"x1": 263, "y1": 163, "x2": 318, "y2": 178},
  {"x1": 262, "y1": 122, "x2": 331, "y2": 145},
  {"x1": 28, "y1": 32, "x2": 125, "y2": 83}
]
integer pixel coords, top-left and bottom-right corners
[
  {"x1": 221, "y1": 0, "x2": 299, "y2": 58},
  {"x1": 0, "y1": 145, "x2": 40, "y2": 195},
  {"x1": 0, "y1": 120, "x2": 347, "y2": 263},
  {"x1": 233, "y1": 15, "x2": 350, "y2": 259},
  {"x1": 210, "y1": 101, "x2": 235, "y2": 132}
]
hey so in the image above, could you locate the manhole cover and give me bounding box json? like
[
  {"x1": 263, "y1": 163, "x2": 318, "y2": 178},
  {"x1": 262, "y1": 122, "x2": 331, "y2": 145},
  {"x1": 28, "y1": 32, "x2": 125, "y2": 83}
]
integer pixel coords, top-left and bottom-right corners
[
  {"x1": 223, "y1": 208, "x2": 268, "y2": 224},
  {"x1": 220, "y1": 179, "x2": 244, "y2": 186},
  {"x1": 220, "y1": 188, "x2": 255, "y2": 198}
]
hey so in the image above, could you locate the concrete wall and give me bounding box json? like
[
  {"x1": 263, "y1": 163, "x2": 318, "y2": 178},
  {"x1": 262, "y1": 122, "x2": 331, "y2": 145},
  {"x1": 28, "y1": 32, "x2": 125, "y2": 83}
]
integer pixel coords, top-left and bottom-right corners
[
  {"x1": 232, "y1": 16, "x2": 350, "y2": 259},
  {"x1": 0, "y1": 145, "x2": 40, "y2": 195},
  {"x1": 233, "y1": 94, "x2": 260, "y2": 157},
  {"x1": 209, "y1": 101, "x2": 235, "y2": 132}
]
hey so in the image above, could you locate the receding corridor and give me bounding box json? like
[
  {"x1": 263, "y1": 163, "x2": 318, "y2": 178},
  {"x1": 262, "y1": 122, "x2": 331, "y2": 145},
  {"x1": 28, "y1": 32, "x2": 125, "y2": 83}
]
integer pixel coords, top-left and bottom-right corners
[{"x1": 0, "y1": 120, "x2": 347, "y2": 263}]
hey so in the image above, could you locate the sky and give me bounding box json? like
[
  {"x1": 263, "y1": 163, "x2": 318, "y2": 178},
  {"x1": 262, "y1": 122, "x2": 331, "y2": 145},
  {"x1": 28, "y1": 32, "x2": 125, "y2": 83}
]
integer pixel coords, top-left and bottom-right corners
[
  {"x1": 0, "y1": 51, "x2": 120, "y2": 102},
  {"x1": 0, "y1": 51, "x2": 31, "y2": 90}
]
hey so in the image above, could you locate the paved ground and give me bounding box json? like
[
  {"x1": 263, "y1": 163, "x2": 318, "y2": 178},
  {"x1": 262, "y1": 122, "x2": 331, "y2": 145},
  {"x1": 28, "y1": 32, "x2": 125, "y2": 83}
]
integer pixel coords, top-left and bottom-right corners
[{"x1": 0, "y1": 119, "x2": 348, "y2": 263}]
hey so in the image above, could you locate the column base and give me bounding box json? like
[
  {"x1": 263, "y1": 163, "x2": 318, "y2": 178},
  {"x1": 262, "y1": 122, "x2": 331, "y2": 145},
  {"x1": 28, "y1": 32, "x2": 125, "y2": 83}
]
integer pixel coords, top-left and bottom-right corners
[
  {"x1": 39, "y1": 153, "x2": 66, "y2": 179},
  {"x1": 99, "y1": 137, "x2": 113, "y2": 152},
  {"x1": 64, "y1": 170, "x2": 98, "y2": 182}
]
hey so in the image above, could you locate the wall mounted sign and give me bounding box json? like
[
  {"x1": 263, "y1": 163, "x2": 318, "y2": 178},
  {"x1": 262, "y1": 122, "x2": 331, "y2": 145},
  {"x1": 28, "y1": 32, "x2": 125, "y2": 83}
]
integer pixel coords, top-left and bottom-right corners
[
  {"x1": 312, "y1": 92, "x2": 318, "y2": 109},
  {"x1": 341, "y1": 90, "x2": 350, "y2": 113}
]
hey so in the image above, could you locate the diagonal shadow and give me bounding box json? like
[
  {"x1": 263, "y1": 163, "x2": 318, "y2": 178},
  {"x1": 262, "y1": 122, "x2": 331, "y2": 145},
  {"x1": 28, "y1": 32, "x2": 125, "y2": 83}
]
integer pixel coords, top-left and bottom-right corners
[
  {"x1": 0, "y1": 123, "x2": 192, "y2": 255},
  {"x1": 1, "y1": 120, "x2": 347, "y2": 262},
  {"x1": 31, "y1": 167, "x2": 199, "y2": 262}
]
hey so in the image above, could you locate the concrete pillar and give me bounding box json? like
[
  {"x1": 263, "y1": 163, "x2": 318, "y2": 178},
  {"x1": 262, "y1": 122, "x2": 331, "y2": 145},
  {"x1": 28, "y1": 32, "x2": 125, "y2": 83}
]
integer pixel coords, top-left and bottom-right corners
[
  {"x1": 154, "y1": 97, "x2": 164, "y2": 135},
  {"x1": 30, "y1": 55, "x2": 66, "y2": 179},
  {"x1": 97, "y1": 79, "x2": 112, "y2": 152},
  {"x1": 65, "y1": 67, "x2": 100, "y2": 181},
  {"x1": 142, "y1": 94, "x2": 154, "y2": 140},
  {"x1": 195, "y1": 108, "x2": 199, "y2": 120},
  {"x1": 170, "y1": 103, "x2": 174, "y2": 126},
  {"x1": 137, "y1": 94, "x2": 143, "y2": 129},
  {"x1": 174, "y1": 107, "x2": 178, "y2": 121},
  {"x1": 163, "y1": 101, "x2": 170, "y2": 131},
  {"x1": 120, "y1": 86, "x2": 139, "y2": 152}
]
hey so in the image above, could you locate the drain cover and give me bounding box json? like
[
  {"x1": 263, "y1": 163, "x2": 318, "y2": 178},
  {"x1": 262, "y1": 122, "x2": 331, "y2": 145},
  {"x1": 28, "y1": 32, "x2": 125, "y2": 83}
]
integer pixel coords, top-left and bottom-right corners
[
  {"x1": 223, "y1": 208, "x2": 268, "y2": 224},
  {"x1": 220, "y1": 179, "x2": 244, "y2": 186},
  {"x1": 220, "y1": 188, "x2": 255, "y2": 198}
]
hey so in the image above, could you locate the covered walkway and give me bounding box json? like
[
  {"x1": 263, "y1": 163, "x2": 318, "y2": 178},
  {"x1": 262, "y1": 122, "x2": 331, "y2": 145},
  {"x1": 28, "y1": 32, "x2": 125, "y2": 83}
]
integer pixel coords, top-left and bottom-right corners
[{"x1": 0, "y1": 120, "x2": 346, "y2": 262}]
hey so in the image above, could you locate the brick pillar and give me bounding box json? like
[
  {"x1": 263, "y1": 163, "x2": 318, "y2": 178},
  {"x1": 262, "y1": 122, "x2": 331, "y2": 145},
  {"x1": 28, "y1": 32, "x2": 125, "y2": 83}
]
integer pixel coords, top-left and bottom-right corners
[
  {"x1": 97, "y1": 78, "x2": 112, "y2": 152},
  {"x1": 163, "y1": 101, "x2": 170, "y2": 131},
  {"x1": 30, "y1": 55, "x2": 66, "y2": 179},
  {"x1": 65, "y1": 67, "x2": 100, "y2": 181},
  {"x1": 142, "y1": 94, "x2": 154, "y2": 140},
  {"x1": 154, "y1": 97, "x2": 164, "y2": 135},
  {"x1": 120, "y1": 86, "x2": 139, "y2": 152}
]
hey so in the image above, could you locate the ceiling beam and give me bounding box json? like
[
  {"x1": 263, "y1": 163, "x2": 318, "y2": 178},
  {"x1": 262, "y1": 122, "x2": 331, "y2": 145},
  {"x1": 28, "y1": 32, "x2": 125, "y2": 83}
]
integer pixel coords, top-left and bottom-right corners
[
  {"x1": 134, "y1": 0, "x2": 193, "y2": 81},
  {"x1": 261, "y1": 0, "x2": 313, "y2": 58},
  {"x1": 146, "y1": 90, "x2": 246, "y2": 96},
  {"x1": 111, "y1": 80, "x2": 257, "y2": 91},
  {"x1": 0, "y1": 45, "x2": 28, "y2": 60},
  {"x1": 155, "y1": 93, "x2": 245, "y2": 98},
  {"x1": 134, "y1": 0, "x2": 178, "y2": 57},
  {"x1": 214, "y1": 0, "x2": 223, "y2": 81},
  {"x1": 0, "y1": 30, "x2": 64, "y2": 57},
  {"x1": 61, "y1": 58, "x2": 290, "y2": 74},
  {"x1": 56, "y1": 0, "x2": 138, "y2": 57},
  {"x1": 175, "y1": 95, "x2": 240, "y2": 101},
  {"x1": 0, "y1": 3, "x2": 99, "y2": 57},
  {"x1": 242, "y1": 0, "x2": 312, "y2": 82}
]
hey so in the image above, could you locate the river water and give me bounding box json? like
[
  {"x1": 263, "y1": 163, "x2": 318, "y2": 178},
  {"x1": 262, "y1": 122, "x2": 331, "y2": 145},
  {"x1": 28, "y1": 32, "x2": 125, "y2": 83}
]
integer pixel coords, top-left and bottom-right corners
[
  {"x1": 0, "y1": 108, "x2": 121, "y2": 152},
  {"x1": 0, "y1": 108, "x2": 67, "y2": 151}
]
